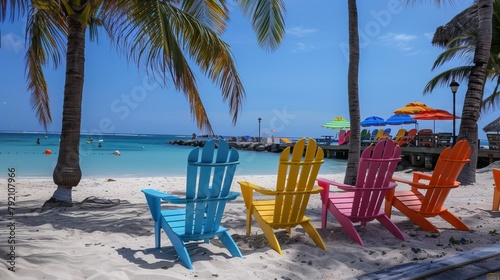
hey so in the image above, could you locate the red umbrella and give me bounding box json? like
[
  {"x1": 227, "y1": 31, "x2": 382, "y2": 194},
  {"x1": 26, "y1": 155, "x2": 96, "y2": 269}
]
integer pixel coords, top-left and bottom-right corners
[{"x1": 412, "y1": 109, "x2": 460, "y2": 131}]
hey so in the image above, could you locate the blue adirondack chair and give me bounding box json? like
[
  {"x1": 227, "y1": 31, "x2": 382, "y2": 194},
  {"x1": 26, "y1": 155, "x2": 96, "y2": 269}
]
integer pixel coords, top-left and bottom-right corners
[{"x1": 142, "y1": 139, "x2": 242, "y2": 269}]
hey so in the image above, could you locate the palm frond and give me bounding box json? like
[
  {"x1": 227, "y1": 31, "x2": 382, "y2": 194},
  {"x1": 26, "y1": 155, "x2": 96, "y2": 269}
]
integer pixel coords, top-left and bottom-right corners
[
  {"x1": 481, "y1": 75, "x2": 500, "y2": 113},
  {"x1": 103, "y1": 0, "x2": 249, "y2": 133},
  {"x1": 432, "y1": 43, "x2": 475, "y2": 70},
  {"x1": 237, "y1": 0, "x2": 286, "y2": 51},
  {"x1": 25, "y1": 6, "x2": 67, "y2": 130},
  {"x1": 0, "y1": 0, "x2": 27, "y2": 22},
  {"x1": 423, "y1": 66, "x2": 473, "y2": 94},
  {"x1": 181, "y1": 0, "x2": 228, "y2": 34}
]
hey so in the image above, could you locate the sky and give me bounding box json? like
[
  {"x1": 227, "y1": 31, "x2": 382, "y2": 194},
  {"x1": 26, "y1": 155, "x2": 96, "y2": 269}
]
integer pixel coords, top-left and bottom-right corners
[{"x1": 0, "y1": 0, "x2": 497, "y2": 140}]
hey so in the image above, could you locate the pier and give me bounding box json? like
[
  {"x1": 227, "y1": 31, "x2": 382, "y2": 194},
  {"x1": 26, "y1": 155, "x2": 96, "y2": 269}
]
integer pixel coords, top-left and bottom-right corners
[
  {"x1": 319, "y1": 144, "x2": 500, "y2": 169},
  {"x1": 169, "y1": 140, "x2": 500, "y2": 170}
]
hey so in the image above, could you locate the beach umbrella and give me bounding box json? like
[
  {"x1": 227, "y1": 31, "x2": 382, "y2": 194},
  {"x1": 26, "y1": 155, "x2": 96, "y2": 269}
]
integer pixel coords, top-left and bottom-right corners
[
  {"x1": 394, "y1": 101, "x2": 434, "y2": 115},
  {"x1": 322, "y1": 116, "x2": 350, "y2": 130},
  {"x1": 361, "y1": 116, "x2": 386, "y2": 127},
  {"x1": 412, "y1": 109, "x2": 459, "y2": 132},
  {"x1": 385, "y1": 114, "x2": 417, "y2": 125},
  {"x1": 483, "y1": 116, "x2": 500, "y2": 133}
]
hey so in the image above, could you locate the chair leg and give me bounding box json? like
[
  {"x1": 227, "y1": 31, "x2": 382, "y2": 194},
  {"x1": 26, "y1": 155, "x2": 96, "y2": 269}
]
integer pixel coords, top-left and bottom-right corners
[
  {"x1": 321, "y1": 202, "x2": 328, "y2": 229},
  {"x1": 253, "y1": 211, "x2": 282, "y2": 255},
  {"x1": 392, "y1": 200, "x2": 440, "y2": 233},
  {"x1": 439, "y1": 211, "x2": 470, "y2": 231},
  {"x1": 493, "y1": 189, "x2": 500, "y2": 211},
  {"x1": 219, "y1": 231, "x2": 243, "y2": 258},
  {"x1": 384, "y1": 190, "x2": 395, "y2": 218},
  {"x1": 163, "y1": 227, "x2": 193, "y2": 269},
  {"x1": 301, "y1": 220, "x2": 327, "y2": 250},
  {"x1": 246, "y1": 210, "x2": 252, "y2": 235},
  {"x1": 330, "y1": 205, "x2": 364, "y2": 246},
  {"x1": 376, "y1": 215, "x2": 406, "y2": 241},
  {"x1": 154, "y1": 221, "x2": 161, "y2": 249}
]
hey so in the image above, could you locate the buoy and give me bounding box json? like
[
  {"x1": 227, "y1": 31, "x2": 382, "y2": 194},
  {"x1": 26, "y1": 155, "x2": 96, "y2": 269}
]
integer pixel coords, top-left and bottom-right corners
[
  {"x1": 44, "y1": 149, "x2": 52, "y2": 155},
  {"x1": 113, "y1": 150, "x2": 121, "y2": 156}
]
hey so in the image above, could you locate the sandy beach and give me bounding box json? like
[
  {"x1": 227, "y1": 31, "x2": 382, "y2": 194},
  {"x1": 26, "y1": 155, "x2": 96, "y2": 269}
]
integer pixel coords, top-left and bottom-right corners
[{"x1": 1, "y1": 166, "x2": 499, "y2": 280}]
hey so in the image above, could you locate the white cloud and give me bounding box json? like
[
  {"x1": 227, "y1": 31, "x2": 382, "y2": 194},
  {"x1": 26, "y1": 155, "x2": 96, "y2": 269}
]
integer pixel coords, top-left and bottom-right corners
[
  {"x1": 291, "y1": 42, "x2": 316, "y2": 53},
  {"x1": 379, "y1": 32, "x2": 417, "y2": 42},
  {"x1": 287, "y1": 26, "x2": 317, "y2": 37},
  {"x1": 1, "y1": 32, "x2": 25, "y2": 53},
  {"x1": 378, "y1": 32, "x2": 423, "y2": 54}
]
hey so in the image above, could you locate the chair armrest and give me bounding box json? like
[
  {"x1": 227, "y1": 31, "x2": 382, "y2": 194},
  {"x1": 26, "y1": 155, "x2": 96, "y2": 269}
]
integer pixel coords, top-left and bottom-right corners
[
  {"x1": 390, "y1": 178, "x2": 460, "y2": 190},
  {"x1": 238, "y1": 181, "x2": 276, "y2": 210},
  {"x1": 319, "y1": 178, "x2": 396, "y2": 192},
  {"x1": 412, "y1": 171, "x2": 432, "y2": 182},
  {"x1": 409, "y1": 182, "x2": 460, "y2": 189},
  {"x1": 316, "y1": 177, "x2": 353, "y2": 190},
  {"x1": 142, "y1": 188, "x2": 184, "y2": 203},
  {"x1": 391, "y1": 177, "x2": 415, "y2": 185},
  {"x1": 238, "y1": 181, "x2": 277, "y2": 195},
  {"x1": 142, "y1": 188, "x2": 240, "y2": 204},
  {"x1": 317, "y1": 177, "x2": 353, "y2": 204},
  {"x1": 142, "y1": 188, "x2": 178, "y2": 200}
]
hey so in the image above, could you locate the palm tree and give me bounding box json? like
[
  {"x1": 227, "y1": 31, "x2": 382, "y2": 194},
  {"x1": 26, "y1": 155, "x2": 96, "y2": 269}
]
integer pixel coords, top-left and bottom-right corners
[
  {"x1": 344, "y1": 0, "x2": 361, "y2": 185},
  {"x1": 1, "y1": 0, "x2": 286, "y2": 205},
  {"x1": 425, "y1": 1, "x2": 500, "y2": 113},
  {"x1": 423, "y1": 0, "x2": 494, "y2": 184}
]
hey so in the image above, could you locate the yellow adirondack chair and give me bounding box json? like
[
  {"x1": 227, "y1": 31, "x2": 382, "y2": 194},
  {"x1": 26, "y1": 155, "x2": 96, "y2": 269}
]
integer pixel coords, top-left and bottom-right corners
[
  {"x1": 392, "y1": 128, "x2": 407, "y2": 142},
  {"x1": 238, "y1": 138, "x2": 327, "y2": 254}
]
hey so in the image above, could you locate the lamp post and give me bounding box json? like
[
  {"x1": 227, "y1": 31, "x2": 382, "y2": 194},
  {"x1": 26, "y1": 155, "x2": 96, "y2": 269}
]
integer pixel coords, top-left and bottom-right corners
[
  {"x1": 449, "y1": 80, "x2": 459, "y2": 146},
  {"x1": 258, "y1": 117, "x2": 262, "y2": 141}
]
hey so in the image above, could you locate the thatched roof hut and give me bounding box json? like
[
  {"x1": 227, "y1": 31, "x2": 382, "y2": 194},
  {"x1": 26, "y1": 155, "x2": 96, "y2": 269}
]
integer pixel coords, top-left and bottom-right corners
[{"x1": 483, "y1": 116, "x2": 500, "y2": 132}]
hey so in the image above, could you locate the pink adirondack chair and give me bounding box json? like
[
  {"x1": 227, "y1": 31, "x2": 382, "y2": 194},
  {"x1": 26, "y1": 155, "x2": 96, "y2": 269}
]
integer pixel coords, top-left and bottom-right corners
[
  {"x1": 338, "y1": 130, "x2": 348, "y2": 145},
  {"x1": 316, "y1": 139, "x2": 405, "y2": 246},
  {"x1": 339, "y1": 130, "x2": 351, "y2": 145}
]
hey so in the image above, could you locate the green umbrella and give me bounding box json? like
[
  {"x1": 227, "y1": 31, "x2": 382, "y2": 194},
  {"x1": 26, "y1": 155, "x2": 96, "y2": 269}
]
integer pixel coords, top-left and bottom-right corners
[{"x1": 322, "y1": 116, "x2": 350, "y2": 130}]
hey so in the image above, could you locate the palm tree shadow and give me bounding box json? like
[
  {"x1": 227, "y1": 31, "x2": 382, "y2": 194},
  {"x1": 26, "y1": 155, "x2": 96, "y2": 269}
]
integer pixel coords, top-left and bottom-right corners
[{"x1": 9, "y1": 198, "x2": 154, "y2": 236}]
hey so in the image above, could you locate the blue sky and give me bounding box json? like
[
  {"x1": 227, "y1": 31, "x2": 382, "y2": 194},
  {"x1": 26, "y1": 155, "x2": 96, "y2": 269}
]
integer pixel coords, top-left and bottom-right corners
[{"x1": 0, "y1": 0, "x2": 496, "y2": 140}]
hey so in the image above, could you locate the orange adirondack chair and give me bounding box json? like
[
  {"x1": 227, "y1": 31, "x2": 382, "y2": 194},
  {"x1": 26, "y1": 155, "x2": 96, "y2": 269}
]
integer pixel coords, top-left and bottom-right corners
[
  {"x1": 238, "y1": 138, "x2": 327, "y2": 254},
  {"x1": 316, "y1": 139, "x2": 405, "y2": 246},
  {"x1": 384, "y1": 140, "x2": 471, "y2": 232},
  {"x1": 397, "y1": 128, "x2": 417, "y2": 147},
  {"x1": 492, "y1": 169, "x2": 500, "y2": 211}
]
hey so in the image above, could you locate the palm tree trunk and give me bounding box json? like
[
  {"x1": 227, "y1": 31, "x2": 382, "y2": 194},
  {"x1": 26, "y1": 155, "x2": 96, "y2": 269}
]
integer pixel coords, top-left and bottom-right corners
[
  {"x1": 48, "y1": 15, "x2": 86, "y2": 205},
  {"x1": 458, "y1": 0, "x2": 493, "y2": 185},
  {"x1": 344, "y1": 0, "x2": 361, "y2": 185}
]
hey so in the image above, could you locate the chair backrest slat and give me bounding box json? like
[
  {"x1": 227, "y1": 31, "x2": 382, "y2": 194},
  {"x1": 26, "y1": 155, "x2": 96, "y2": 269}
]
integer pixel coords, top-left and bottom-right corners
[
  {"x1": 351, "y1": 139, "x2": 401, "y2": 218},
  {"x1": 421, "y1": 140, "x2": 471, "y2": 213},
  {"x1": 273, "y1": 138, "x2": 324, "y2": 225},
  {"x1": 184, "y1": 140, "x2": 239, "y2": 235}
]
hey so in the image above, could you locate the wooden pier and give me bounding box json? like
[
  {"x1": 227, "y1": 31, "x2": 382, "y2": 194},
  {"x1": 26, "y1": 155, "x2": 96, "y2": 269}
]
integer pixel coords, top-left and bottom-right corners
[
  {"x1": 316, "y1": 144, "x2": 500, "y2": 169},
  {"x1": 170, "y1": 140, "x2": 500, "y2": 170}
]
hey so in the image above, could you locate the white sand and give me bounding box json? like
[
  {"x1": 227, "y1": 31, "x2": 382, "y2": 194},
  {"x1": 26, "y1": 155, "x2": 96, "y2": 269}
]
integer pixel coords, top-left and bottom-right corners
[{"x1": 1, "y1": 168, "x2": 499, "y2": 279}]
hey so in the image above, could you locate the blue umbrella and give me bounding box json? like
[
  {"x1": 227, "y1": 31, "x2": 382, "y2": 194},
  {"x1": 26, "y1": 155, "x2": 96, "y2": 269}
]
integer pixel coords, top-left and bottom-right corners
[
  {"x1": 361, "y1": 116, "x2": 386, "y2": 127},
  {"x1": 386, "y1": 114, "x2": 417, "y2": 125}
]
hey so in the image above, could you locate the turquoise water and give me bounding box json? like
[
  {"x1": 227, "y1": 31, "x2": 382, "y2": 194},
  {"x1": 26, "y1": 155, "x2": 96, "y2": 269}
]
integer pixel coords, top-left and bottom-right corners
[{"x1": 0, "y1": 132, "x2": 347, "y2": 178}]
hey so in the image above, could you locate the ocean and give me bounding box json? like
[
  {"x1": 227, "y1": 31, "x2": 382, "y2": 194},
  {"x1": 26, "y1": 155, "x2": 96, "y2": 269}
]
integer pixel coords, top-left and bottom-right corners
[{"x1": 0, "y1": 132, "x2": 348, "y2": 178}]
